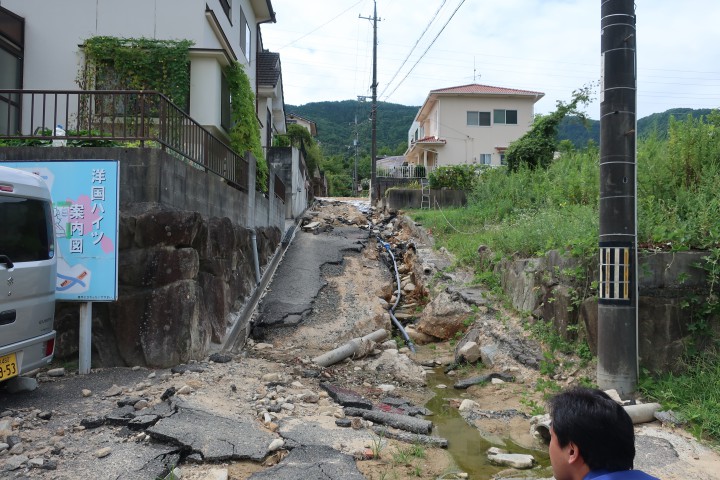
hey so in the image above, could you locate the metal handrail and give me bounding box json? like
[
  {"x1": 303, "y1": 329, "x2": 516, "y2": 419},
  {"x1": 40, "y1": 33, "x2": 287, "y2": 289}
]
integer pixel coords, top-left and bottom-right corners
[{"x1": 0, "y1": 89, "x2": 252, "y2": 192}]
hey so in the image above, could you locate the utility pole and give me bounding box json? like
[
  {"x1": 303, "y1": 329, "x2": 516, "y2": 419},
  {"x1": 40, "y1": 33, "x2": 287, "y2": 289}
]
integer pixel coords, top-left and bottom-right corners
[
  {"x1": 350, "y1": 115, "x2": 359, "y2": 194},
  {"x1": 360, "y1": 0, "x2": 379, "y2": 203},
  {"x1": 598, "y1": 0, "x2": 638, "y2": 395}
]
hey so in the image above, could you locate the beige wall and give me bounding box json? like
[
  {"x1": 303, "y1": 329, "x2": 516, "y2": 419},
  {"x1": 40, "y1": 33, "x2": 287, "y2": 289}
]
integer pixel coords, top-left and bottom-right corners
[{"x1": 412, "y1": 94, "x2": 537, "y2": 167}]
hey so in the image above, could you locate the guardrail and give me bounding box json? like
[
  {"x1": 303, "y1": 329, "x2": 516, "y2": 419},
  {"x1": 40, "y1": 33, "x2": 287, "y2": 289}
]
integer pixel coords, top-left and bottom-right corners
[{"x1": 0, "y1": 89, "x2": 252, "y2": 191}]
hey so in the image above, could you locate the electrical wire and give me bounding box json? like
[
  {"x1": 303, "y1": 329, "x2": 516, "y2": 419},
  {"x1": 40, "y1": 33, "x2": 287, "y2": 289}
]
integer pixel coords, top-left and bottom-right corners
[
  {"x1": 278, "y1": 0, "x2": 365, "y2": 51},
  {"x1": 379, "y1": 0, "x2": 449, "y2": 99},
  {"x1": 382, "y1": 0, "x2": 467, "y2": 101}
]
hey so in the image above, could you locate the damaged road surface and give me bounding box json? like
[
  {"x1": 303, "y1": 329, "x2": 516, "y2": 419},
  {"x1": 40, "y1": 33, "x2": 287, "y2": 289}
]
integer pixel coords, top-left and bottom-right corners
[{"x1": 4, "y1": 198, "x2": 718, "y2": 480}]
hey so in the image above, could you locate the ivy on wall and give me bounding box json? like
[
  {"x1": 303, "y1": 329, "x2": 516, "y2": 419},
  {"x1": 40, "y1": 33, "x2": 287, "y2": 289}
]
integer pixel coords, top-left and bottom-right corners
[
  {"x1": 81, "y1": 36, "x2": 193, "y2": 110},
  {"x1": 224, "y1": 62, "x2": 268, "y2": 192}
]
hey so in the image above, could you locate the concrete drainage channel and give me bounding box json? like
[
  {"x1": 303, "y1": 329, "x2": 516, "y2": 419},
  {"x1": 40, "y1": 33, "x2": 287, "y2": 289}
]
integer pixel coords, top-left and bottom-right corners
[{"x1": 424, "y1": 368, "x2": 551, "y2": 478}]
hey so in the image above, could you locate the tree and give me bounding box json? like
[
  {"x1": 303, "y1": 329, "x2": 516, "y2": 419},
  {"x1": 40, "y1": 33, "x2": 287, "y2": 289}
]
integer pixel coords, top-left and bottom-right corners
[
  {"x1": 275, "y1": 123, "x2": 322, "y2": 175},
  {"x1": 506, "y1": 86, "x2": 593, "y2": 171}
]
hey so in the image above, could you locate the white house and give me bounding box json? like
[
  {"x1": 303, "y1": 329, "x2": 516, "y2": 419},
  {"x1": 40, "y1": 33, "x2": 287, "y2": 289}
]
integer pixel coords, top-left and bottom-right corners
[
  {"x1": 0, "y1": 0, "x2": 285, "y2": 149},
  {"x1": 405, "y1": 83, "x2": 544, "y2": 170}
]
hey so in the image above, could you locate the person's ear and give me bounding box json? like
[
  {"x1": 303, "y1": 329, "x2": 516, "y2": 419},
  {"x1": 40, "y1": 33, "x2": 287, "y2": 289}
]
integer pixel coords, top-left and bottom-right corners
[{"x1": 567, "y1": 441, "x2": 582, "y2": 465}]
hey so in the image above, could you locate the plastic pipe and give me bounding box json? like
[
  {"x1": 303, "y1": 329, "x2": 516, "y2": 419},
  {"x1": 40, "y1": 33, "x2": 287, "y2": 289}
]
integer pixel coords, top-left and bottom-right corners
[
  {"x1": 312, "y1": 329, "x2": 389, "y2": 367},
  {"x1": 251, "y1": 229, "x2": 261, "y2": 285},
  {"x1": 623, "y1": 403, "x2": 662, "y2": 424}
]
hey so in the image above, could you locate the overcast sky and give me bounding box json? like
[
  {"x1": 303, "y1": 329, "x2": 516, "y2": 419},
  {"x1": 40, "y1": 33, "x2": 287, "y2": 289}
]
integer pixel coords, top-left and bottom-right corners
[{"x1": 262, "y1": 0, "x2": 720, "y2": 119}]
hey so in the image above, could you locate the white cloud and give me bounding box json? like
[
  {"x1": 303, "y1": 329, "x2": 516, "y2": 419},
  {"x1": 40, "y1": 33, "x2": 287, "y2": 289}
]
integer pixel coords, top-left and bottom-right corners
[{"x1": 264, "y1": 0, "x2": 720, "y2": 119}]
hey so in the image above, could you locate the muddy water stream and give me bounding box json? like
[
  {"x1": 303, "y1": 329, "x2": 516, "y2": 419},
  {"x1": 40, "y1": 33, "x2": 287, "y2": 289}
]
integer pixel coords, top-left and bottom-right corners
[{"x1": 425, "y1": 369, "x2": 551, "y2": 478}]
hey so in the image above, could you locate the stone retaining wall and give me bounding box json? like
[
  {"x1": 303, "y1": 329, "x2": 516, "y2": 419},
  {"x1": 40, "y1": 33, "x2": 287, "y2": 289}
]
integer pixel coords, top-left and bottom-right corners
[
  {"x1": 497, "y1": 250, "x2": 715, "y2": 373},
  {"x1": 1, "y1": 147, "x2": 285, "y2": 367}
]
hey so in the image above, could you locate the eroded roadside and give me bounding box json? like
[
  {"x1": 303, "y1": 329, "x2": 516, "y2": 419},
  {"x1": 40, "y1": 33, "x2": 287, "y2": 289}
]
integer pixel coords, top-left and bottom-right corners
[{"x1": 1, "y1": 198, "x2": 719, "y2": 480}]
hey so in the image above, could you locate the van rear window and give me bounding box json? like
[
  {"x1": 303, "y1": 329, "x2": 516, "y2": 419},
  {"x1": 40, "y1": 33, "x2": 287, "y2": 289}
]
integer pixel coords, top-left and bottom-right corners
[{"x1": 0, "y1": 196, "x2": 54, "y2": 262}]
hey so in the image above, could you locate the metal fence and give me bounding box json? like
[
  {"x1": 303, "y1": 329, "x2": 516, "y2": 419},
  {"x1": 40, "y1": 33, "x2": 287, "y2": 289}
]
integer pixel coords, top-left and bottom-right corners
[
  {"x1": 376, "y1": 164, "x2": 433, "y2": 178},
  {"x1": 0, "y1": 89, "x2": 252, "y2": 192}
]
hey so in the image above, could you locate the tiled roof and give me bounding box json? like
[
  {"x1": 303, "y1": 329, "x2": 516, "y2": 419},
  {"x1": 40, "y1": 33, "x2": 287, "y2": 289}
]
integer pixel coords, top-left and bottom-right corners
[
  {"x1": 430, "y1": 83, "x2": 544, "y2": 97},
  {"x1": 257, "y1": 51, "x2": 281, "y2": 87},
  {"x1": 414, "y1": 136, "x2": 446, "y2": 144},
  {"x1": 377, "y1": 156, "x2": 406, "y2": 168}
]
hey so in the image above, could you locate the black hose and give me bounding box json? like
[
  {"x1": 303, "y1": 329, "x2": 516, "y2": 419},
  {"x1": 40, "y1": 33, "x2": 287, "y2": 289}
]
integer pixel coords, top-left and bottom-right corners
[{"x1": 377, "y1": 237, "x2": 416, "y2": 353}]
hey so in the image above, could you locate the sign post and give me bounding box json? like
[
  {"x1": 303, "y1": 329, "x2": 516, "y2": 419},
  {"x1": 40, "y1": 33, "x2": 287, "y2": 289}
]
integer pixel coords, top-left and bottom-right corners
[{"x1": 5, "y1": 161, "x2": 119, "y2": 374}]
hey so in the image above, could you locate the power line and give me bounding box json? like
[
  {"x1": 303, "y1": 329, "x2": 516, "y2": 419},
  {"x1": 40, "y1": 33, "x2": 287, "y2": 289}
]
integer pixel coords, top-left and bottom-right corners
[
  {"x1": 278, "y1": 0, "x2": 365, "y2": 50},
  {"x1": 382, "y1": 0, "x2": 467, "y2": 101},
  {"x1": 379, "y1": 0, "x2": 449, "y2": 98}
]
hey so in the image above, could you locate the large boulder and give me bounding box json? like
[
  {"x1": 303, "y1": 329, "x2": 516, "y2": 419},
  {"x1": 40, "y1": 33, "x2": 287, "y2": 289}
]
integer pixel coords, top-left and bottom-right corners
[
  {"x1": 140, "y1": 280, "x2": 210, "y2": 367},
  {"x1": 119, "y1": 247, "x2": 199, "y2": 287},
  {"x1": 416, "y1": 291, "x2": 473, "y2": 340},
  {"x1": 133, "y1": 209, "x2": 203, "y2": 248}
]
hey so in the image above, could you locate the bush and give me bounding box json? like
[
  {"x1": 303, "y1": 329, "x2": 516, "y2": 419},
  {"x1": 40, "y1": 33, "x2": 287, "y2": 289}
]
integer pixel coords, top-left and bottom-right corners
[{"x1": 428, "y1": 164, "x2": 486, "y2": 190}]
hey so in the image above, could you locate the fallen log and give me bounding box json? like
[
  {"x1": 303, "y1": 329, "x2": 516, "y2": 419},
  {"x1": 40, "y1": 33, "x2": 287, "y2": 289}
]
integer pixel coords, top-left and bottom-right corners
[
  {"x1": 344, "y1": 407, "x2": 432, "y2": 435},
  {"x1": 312, "y1": 329, "x2": 388, "y2": 367},
  {"x1": 372, "y1": 426, "x2": 448, "y2": 448}
]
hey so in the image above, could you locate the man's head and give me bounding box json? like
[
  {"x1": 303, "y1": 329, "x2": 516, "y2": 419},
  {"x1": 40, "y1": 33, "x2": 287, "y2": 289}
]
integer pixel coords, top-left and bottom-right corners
[{"x1": 548, "y1": 387, "x2": 635, "y2": 480}]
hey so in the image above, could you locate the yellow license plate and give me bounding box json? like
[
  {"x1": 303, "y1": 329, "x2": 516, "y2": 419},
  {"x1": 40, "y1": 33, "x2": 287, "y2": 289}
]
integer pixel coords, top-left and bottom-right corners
[{"x1": 0, "y1": 353, "x2": 19, "y2": 381}]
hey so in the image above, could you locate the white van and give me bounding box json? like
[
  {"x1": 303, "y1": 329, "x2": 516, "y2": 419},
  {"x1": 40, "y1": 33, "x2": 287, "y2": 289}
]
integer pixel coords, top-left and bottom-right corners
[{"x1": 0, "y1": 165, "x2": 56, "y2": 383}]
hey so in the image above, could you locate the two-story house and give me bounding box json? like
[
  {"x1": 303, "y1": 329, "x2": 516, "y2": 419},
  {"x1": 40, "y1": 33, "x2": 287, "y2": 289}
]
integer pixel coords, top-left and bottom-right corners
[
  {"x1": 0, "y1": 0, "x2": 285, "y2": 150},
  {"x1": 405, "y1": 84, "x2": 544, "y2": 170}
]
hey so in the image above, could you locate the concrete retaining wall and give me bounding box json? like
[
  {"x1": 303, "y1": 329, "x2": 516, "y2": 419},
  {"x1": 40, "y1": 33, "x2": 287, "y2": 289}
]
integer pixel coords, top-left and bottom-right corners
[{"x1": 381, "y1": 187, "x2": 466, "y2": 211}]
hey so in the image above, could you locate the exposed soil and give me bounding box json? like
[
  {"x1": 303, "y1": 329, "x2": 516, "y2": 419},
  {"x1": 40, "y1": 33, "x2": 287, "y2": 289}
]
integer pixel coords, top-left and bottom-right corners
[{"x1": 2, "y1": 198, "x2": 720, "y2": 480}]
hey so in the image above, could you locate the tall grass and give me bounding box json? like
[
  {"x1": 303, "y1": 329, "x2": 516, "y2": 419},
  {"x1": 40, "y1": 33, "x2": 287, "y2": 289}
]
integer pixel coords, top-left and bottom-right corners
[{"x1": 408, "y1": 111, "x2": 720, "y2": 442}]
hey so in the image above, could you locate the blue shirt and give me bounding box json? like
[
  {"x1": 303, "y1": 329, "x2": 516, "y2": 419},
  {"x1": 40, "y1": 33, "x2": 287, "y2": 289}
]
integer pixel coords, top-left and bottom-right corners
[{"x1": 584, "y1": 470, "x2": 660, "y2": 480}]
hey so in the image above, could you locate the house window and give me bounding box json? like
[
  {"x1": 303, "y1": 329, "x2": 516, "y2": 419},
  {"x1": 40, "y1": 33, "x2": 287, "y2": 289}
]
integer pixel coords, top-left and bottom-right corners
[
  {"x1": 239, "y1": 7, "x2": 251, "y2": 61},
  {"x1": 479, "y1": 154, "x2": 492, "y2": 165},
  {"x1": 467, "y1": 111, "x2": 490, "y2": 126},
  {"x1": 500, "y1": 153, "x2": 507, "y2": 165},
  {"x1": 494, "y1": 109, "x2": 518, "y2": 125},
  {"x1": 219, "y1": 0, "x2": 232, "y2": 22}
]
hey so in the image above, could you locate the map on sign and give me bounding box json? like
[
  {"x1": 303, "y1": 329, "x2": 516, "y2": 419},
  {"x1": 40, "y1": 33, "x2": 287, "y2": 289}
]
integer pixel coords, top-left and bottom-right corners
[{"x1": 4, "y1": 161, "x2": 119, "y2": 302}]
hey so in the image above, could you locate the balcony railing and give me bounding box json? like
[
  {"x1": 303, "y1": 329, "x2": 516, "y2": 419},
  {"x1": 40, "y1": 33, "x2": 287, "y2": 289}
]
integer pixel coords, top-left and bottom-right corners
[
  {"x1": 376, "y1": 164, "x2": 433, "y2": 179},
  {"x1": 0, "y1": 89, "x2": 251, "y2": 192}
]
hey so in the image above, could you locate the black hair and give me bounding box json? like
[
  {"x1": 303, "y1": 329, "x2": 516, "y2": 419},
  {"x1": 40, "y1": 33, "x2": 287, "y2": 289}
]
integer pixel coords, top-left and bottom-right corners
[{"x1": 549, "y1": 386, "x2": 635, "y2": 471}]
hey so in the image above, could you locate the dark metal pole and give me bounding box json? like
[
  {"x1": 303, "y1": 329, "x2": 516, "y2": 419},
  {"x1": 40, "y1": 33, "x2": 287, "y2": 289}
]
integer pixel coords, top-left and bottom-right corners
[
  {"x1": 370, "y1": 0, "x2": 378, "y2": 204},
  {"x1": 598, "y1": 0, "x2": 638, "y2": 395}
]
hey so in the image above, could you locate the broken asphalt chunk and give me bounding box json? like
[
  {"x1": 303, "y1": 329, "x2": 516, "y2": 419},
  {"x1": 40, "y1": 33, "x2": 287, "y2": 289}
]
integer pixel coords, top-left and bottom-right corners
[{"x1": 320, "y1": 382, "x2": 373, "y2": 410}]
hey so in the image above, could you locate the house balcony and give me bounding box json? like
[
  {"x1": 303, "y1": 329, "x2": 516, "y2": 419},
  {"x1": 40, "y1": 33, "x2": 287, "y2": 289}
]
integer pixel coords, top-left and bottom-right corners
[{"x1": 0, "y1": 89, "x2": 284, "y2": 196}]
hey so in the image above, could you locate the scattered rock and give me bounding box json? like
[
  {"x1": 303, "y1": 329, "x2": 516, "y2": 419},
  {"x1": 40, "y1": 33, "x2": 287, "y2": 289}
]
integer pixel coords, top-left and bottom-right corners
[
  {"x1": 47, "y1": 368, "x2": 66, "y2": 377},
  {"x1": 104, "y1": 384, "x2": 123, "y2": 397},
  {"x1": 94, "y1": 447, "x2": 112, "y2": 458},
  {"x1": 209, "y1": 352, "x2": 233, "y2": 364},
  {"x1": 82, "y1": 389, "x2": 92, "y2": 397},
  {"x1": 487, "y1": 448, "x2": 534, "y2": 469},
  {"x1": 457, "y1": 341, "x2": 481, "y2": 363}
]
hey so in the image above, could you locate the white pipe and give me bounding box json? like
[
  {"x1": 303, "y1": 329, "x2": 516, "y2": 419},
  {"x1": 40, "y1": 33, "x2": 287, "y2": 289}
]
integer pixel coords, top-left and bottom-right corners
[
  {"x1": 251, "y1": 229, "x2": 261, "y2": 285},
  {"x1": 624, "y1": 403, "x2": 662, "y2": 424},
  {"x1": 312, "y1": 329, "x2": 389, "y2": 367},
  {"x1": 78, "y1": 302, "x2": 92, "y2": 375}
]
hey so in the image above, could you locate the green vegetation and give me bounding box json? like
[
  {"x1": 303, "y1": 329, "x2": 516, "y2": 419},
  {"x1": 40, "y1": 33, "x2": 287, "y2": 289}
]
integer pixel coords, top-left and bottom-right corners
[
  {"x1": 274, "y1": 123, "x2": 321, "y2": 175},
  {"x1": 408, "y1": 109, "x2": 720, "y2": 440},
  {"x1": 640, "y1": 351, "x2": 720, "y2": 440},
  {"x1": 224, "y1": 62, "x2": 268, "y2": 191},
  {"x1": 506, "y1": 86, "x2": 592, "y2": 171},
  {"x1": 428, "y1": 164, "x2": 487, "y2": 190},
  {"x1": 81, "y1": 36, "x2": 193, "y2": 110},
  {"x1": 286, "y1": 100, "x2": 417, "y2": 196}
]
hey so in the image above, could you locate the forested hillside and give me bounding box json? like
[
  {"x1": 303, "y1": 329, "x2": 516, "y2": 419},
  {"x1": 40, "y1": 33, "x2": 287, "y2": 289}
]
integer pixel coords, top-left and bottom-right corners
[
  {"x1": 289, "y1": 101, "x2": 715, "y2": 155},
  {"x1": 285, "y1": 101, "x2": 418, "y2": 157}
]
